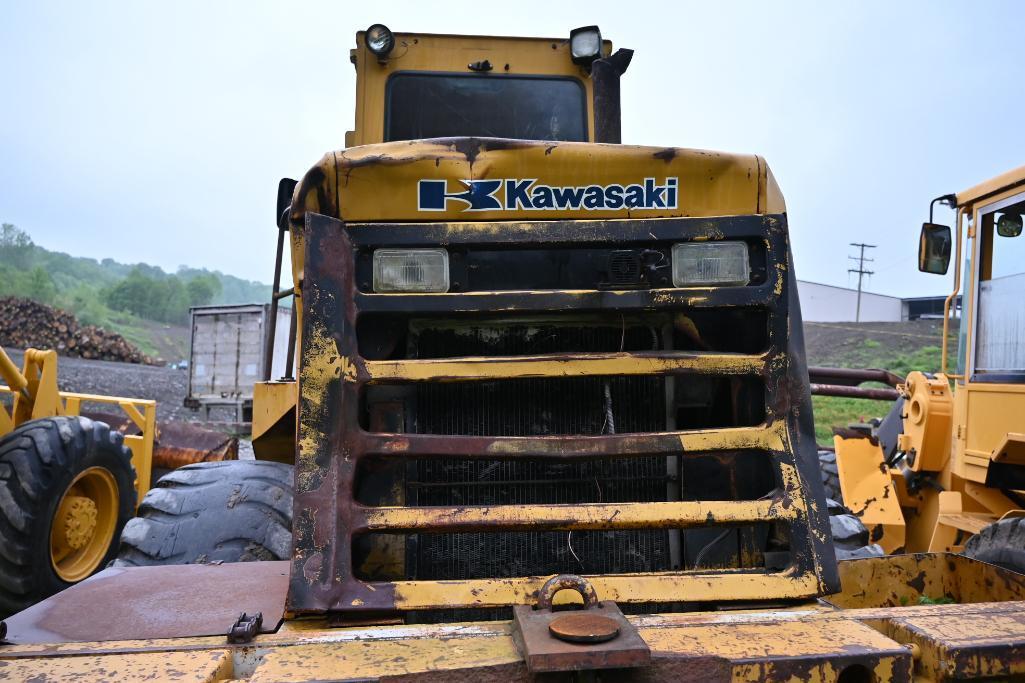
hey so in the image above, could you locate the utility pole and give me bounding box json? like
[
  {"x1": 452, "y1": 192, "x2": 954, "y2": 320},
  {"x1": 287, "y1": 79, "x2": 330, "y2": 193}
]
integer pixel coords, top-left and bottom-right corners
[{"x1": 848, "y1": 243, "x2": 876, "y2": 322}]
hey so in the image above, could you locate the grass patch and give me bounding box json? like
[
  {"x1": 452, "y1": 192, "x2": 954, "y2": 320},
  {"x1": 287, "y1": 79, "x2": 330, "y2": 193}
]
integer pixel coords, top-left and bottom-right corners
[
  {"x1": 812, "y1": 395, "x2": 893, "y2": 444},
  {"x1": 807, "y1": 323, "x2": 954, "y2": 445},
  {"x1": 886, "y1": 345, "x2": 944, "y2": 377},
  {"x1": 64, "y1": 302, "x2": 163, "y2": 358},
  {"x1": 112, "y1": 319, "x2": 162, "y2": 358}
]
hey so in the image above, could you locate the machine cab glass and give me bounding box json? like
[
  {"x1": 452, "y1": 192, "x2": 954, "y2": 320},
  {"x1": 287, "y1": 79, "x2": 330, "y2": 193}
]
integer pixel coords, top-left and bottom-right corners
[{"x1": 973, "y1": 193, "x2": 1025, "y2": 380}]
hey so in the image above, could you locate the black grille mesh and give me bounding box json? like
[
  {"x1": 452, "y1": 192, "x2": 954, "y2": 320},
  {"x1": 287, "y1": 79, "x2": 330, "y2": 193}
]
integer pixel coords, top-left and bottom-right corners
[
  {"x1": 410, "y1": 322, "x2": 661, "y2": 359},
  {"x1": 409, "y1": 530, "x2": 669, "y2": 580},
  {"x1": 409, "y1": 456, "x2": 672, "y2": 580},
  {"x1": 414, "y1": 375, "x2": 664, "y2": 436},
  {"x1": 411, "y1": 458, "x2": 671, "y2": 505}
]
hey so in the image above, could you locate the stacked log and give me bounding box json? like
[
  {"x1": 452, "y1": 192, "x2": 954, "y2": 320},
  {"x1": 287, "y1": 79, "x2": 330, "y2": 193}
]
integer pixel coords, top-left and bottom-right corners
[{"x1": 0, "y1": 297, "x2": 153, "y2": 364}]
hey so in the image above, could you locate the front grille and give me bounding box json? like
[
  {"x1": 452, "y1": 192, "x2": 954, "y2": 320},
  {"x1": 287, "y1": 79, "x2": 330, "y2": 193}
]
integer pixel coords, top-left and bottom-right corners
[
  {"x1": 361, "y1": 323, "x2": 765, "y2": 593},
  {"x1": 293, "y1": 211, "x2": 836, "y2": 620},
  {"x1": 405, "y1": 456, "x2": 673, "y2": 620},
  {"x1": 406, "y1": 324, "x2": 673, "y2": 591},
  {"x1": 410, "y1": 322, "x2": 667, "y2": 437}
]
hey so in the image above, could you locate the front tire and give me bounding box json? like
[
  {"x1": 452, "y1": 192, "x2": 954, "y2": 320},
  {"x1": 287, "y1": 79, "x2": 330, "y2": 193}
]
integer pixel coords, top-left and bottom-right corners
[
  {"x1": 0, "y1": 416, "x2": 137, "y2": 618},
  {"x1": 115, "y1": 460, "x2": 293, "y2": 566},
  {"x1": 827, "y1": 498, "x2": 884, "y2": 560},
  {"x1": 819, "y1": 450, "x2": 843, "y2": 503},
  {"x1": 963, "y1": 517, "x2": 1025, "y2": 573}
]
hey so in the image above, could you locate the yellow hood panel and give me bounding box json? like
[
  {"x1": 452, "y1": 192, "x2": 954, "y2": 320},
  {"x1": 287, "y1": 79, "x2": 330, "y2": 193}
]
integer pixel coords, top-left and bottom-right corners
[{"x1": 290, "y1": 138, "x2": 768, "y2": 224}]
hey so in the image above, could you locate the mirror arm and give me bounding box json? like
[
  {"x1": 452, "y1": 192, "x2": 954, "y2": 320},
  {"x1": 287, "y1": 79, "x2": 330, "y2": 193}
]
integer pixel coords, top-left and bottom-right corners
[{"x1": 930, "y1": 193, "x2": 957, "y2": 223}]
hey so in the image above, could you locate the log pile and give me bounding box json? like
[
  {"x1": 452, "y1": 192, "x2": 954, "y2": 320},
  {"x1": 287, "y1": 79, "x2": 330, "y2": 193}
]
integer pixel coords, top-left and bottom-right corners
[{"x1": 0, "y1": 297, "x2": 153, "y2": 364}]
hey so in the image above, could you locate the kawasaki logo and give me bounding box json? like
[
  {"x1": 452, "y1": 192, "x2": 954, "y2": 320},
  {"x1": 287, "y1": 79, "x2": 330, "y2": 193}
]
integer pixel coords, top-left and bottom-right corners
[{"x1": 417, "y1": 178, "x2": 679, "y2": 212}]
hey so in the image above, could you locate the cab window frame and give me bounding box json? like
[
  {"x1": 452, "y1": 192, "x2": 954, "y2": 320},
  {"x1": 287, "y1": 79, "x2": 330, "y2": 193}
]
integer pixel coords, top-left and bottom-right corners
[{"x1": 969, "y1": 188, "x2": 1025, "y2": 383}]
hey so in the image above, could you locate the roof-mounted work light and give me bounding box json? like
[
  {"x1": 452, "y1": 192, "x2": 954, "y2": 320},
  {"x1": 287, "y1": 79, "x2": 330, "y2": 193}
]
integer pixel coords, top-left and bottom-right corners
[
  {"x1": 570, "y1": 25, "x2": 603, "y2": 66},
  {"x1": 366, "y1": 24, "x2": 395, "y2": 60}
]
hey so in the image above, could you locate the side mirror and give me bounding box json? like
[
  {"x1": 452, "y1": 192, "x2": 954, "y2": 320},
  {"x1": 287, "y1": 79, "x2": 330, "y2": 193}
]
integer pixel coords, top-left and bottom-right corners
[
  {"x1": 918, "y1": 223, "x2": 951, "y2": 275},
  {"x1": 276, "y1": 178, "x2": 298, "y2": 229},
  {"x1": 997, "y1": 212, "x2": 1023, "y2": 238}
]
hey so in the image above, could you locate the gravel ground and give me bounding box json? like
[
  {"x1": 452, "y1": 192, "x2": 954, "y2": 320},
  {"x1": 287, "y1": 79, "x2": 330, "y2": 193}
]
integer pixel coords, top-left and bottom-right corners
[{"x1": 7, "y1": 348, "x2": 202, "y2": 423}]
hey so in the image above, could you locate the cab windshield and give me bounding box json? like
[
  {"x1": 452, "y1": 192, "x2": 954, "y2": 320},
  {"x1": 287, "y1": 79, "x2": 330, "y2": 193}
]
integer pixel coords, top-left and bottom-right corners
[{"x1": 385, "y1": 73, "x2": 587, "y2": 142}]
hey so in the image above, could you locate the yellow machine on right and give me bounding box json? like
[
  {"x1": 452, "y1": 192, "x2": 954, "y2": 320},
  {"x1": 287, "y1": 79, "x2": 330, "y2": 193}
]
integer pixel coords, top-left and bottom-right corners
[{"x1": 827, "y1": 166, "x2": 1025, "y2": 564}]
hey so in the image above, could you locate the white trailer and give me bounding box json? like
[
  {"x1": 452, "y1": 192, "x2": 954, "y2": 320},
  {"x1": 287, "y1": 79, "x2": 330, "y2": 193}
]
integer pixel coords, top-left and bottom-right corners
[{"x1": 184, "y1": 303, "x2": 293, "y2": 423}]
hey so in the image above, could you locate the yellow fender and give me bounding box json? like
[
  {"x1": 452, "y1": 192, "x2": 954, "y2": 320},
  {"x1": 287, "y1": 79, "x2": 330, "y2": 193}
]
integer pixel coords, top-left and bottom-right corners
[{"x1": 834, "y1": 435, "x2": 906, "y2": 553}]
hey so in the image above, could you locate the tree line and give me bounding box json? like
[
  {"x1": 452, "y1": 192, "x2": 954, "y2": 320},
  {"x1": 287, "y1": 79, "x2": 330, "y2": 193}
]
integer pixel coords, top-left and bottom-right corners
[
  {"x1": 103, "y1": 268, "x2": 221, "y2": 324},
  {"x1": 0, "y1": 223, "x2": 266, "y2": 327}
]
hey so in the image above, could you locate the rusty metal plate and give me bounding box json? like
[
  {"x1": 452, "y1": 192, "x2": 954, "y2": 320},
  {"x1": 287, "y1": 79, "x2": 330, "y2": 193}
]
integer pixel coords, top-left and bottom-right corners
[
  {"x1": 889, "y1": 610, "x2": 1025, "y2": 680},
  {"x1": 83, "y1": 410, "x2": 238, "y2": 467},
  {"x1": 549, "y1": 613, "x2": 620, "y2": 643},
  {"x1": 3, "y1": 561, "x2": 289, "y2": 644},
  {"x1": 151, "y1": 420, "x2": 239, "y2": 468},
  {"x1": 512, "y1": 601, "x2": 650, "y2": 672},
  {"x1": 84, "y1": 411, "x2": 239, "y2": 468},
  {"x1": 826, "y1": 553, "x2": 1025, "y2": 610}
]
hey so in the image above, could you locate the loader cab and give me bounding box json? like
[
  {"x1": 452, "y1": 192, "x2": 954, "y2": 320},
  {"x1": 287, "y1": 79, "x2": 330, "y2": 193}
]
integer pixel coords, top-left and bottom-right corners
[
  {"x1": 345, "y1": 25, "x2": 628, "y2": 147},
  {"x1": 921, "y1": 166, "x2": 1025, "y2": 486}
]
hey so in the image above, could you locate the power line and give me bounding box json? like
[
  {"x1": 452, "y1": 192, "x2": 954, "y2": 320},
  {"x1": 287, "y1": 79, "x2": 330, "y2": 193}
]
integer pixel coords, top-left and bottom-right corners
[{"x1": 848, "y1": 242, "x2": 876, "y2": 322}]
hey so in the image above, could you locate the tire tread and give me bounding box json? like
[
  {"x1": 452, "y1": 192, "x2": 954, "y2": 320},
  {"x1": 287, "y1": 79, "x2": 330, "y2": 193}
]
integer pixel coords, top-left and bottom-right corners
[
  {"x1": 826, "y1": 498, "x2": 884, "y2": 561},
  {"x1": 115, "y1": 460, "x2": 293, "y2": 567},
  {"x1": 818, "y1": 450, "x2": 842, "y2": 503},
  {"x1": 964, "y1": 517, "x2": 1025, "y2": 572}
]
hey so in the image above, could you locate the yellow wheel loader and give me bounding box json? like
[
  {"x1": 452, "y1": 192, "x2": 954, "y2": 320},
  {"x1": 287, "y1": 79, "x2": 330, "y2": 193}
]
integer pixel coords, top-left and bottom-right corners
[
  {"x1": 5, "y1": 25, "x2": 1025, "y2": 682},
  {"x1": 821, "y1": 167, "x2": 1025, "y2": 563},
  {"x1": 0, "y1": 345, "x2": 242, "y2": 617},
  {"x1": 0, "y1": 346, "x2": 156, "y2": 617}
]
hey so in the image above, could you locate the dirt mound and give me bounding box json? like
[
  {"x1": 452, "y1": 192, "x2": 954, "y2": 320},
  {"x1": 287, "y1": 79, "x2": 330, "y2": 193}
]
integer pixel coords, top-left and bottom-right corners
[
  {"x1": 0, "y1": 297, "x2": 154, "y2": 364},
  {"x1": 804, "y1": 320, "x2": 955, "y2": 373}
]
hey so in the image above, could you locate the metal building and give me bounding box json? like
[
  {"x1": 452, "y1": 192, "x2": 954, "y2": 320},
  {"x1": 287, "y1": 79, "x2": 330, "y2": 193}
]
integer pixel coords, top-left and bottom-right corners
[{"x1": 797, "y1": 281, "x2": 904, "y2": 323}]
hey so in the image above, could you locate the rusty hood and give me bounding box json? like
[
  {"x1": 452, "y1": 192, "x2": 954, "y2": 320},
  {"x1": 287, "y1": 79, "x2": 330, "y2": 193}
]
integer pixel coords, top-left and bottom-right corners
[{"x1": 288, "y1": 137, "x2": 773, "y2": 225}]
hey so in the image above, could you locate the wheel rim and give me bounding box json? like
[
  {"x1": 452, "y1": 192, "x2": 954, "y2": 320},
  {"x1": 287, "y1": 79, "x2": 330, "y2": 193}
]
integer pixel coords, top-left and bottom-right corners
[{"x1": 49, "y1": 467, "x2": 119, "y2": 582}]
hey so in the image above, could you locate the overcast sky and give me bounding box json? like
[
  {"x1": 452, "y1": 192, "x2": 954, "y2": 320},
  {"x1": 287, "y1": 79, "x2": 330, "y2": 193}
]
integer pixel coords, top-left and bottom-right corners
[{"x1": 2, "y1": 1, "x2": 1022, "y2": 297}]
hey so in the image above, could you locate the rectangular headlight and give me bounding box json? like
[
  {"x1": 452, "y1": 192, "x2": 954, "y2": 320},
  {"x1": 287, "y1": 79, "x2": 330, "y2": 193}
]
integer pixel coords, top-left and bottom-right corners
[
  {"x1": 672, "y1": 242, "x2": 750, "y2": 287},
  {"x1": 373, "y1": 249, "x2": 449, "y2": 293}
]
